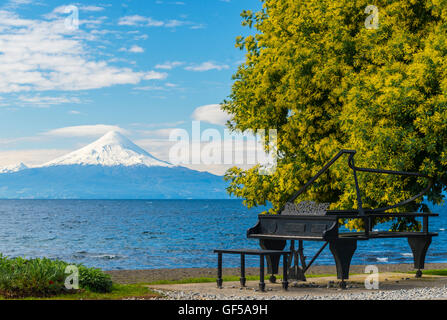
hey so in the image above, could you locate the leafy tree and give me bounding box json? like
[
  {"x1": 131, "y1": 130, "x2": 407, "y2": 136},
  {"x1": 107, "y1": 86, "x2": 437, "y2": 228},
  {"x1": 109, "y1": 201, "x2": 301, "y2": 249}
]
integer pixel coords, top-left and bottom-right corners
[{"x1": 223, "y1": 0, "x2": 447, "y2": 230}]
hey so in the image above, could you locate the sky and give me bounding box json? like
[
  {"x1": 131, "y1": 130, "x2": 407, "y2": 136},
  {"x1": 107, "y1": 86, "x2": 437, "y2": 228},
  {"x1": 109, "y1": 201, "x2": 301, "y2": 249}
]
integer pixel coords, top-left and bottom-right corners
[{"x1": 0, "y1": 0, "x2": 263, "y2": 174}]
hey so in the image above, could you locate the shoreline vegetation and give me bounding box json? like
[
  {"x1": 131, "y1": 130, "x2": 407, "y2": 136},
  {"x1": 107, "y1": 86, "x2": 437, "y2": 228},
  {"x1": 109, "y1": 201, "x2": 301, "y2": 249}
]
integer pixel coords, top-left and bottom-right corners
[
  {"x1": 0, "y1": 255, "x2": 114, "y2": 299},
  {"x1": 0, "y1": 259, "x2": 446, "y2": 300}
]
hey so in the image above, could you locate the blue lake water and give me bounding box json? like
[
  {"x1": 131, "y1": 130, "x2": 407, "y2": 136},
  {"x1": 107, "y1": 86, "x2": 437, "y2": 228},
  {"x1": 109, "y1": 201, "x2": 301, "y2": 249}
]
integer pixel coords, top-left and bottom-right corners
[{"x1": 0, "y1": 199, "x2": 446, "y2": 270}]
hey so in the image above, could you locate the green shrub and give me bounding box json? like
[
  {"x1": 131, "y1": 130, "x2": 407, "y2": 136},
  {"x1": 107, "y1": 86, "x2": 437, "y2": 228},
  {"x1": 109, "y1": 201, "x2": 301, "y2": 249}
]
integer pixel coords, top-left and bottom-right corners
[
  {"x1": 78, "y1": 266, "x2": 113, "y2": 293},
  {"x1": 0, "y1": 254, "x2": 113, "y2": 298}
]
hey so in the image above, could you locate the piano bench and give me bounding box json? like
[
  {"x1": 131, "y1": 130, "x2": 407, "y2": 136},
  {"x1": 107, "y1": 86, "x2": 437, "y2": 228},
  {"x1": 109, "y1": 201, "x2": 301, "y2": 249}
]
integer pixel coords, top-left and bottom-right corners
[{"x1": 213, "y1": 249, "x2": 291, "y2": 292}]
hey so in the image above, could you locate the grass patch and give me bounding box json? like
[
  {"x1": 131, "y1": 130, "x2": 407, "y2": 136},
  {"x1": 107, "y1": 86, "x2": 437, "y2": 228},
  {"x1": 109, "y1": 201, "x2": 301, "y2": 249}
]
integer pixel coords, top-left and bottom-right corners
[
  {"x1": 15, "y1": 284, "x2": 160, "y2": 300},
  {"x1": 148, "y1": 273, "x2": 336, "y2": 285},
  {"x1": 404, "y1": 269, "x2": 447, "y2": 276},
  {"x1": 0, "y1": 283, "x2": 159, "y2": 300}
]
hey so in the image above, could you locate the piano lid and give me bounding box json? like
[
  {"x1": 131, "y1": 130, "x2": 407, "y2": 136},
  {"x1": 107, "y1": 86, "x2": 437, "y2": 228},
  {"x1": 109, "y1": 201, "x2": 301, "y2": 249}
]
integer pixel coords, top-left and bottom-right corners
[{"x1": 276, "y1": 150, "x2": 434, "y2": 216}]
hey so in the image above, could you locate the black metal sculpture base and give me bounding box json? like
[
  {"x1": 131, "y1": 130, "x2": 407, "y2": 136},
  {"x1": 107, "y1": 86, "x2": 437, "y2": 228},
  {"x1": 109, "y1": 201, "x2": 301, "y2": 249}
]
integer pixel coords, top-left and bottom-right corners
[
  {"x1": 286, "y1": 240, "x2": 308, "y2": 282},
  {"x1": 329, "y1": 239, "x2": 357, "y2": 281},
  {"x1": 255, "y1": 233, "x2": 431, "y2": 287},
  {"x1": 259, "y1": 239, "x2": 287, "y2": 275},
  {"x1": 408, "y1": 236, "x2": 432, "y2": 278},
  {"x1": 288, "y1": 265, "x2": 307, "y2": 281}
]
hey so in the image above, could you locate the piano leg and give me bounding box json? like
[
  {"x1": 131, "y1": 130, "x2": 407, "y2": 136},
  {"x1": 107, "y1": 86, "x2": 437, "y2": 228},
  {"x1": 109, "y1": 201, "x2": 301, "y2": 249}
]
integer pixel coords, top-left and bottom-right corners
[
  {"x1": 329, "y1": 239, "x2": 357, "y2": 286},
  {"x1": 282, "y1": 253, "x2": 289, "y2": 290},
  {"x1": 240, "y1": 254, "x2": 246, "y2": 287},
  {"x1": 259, "y1": 239, "x2": 286, "y2": 279},
  {"x1": 286, "y1": 241, "x2": 307, "y2": 281},
  {"x1": 408, "y1": 236, "x2": 432, "y2": 278},
  {"x1": 296, "y1": 240, "x2": 307, "y2": 281},
  {"x1": 288, "y1": 240, "x2": 297, "y2": 280},
  {"x1": 217, "y1": 252, "x2": 223, "y2": 289},
  {"x1": 259, "y1": 254, "x2": 265, "y2": 292}
]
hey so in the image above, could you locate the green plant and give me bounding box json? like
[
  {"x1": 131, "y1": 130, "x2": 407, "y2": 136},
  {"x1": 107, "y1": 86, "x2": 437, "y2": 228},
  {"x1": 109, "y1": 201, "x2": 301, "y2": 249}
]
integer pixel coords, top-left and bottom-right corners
[
  {"x1": 0, "y1": 255, "x2": 67, "y2": 298},
  {"x1": 78, "y1": 266, "x2": 113, "y2": 293},
  {"x1": 0, "y1": 254, "x2": 113, "y2": 298}
]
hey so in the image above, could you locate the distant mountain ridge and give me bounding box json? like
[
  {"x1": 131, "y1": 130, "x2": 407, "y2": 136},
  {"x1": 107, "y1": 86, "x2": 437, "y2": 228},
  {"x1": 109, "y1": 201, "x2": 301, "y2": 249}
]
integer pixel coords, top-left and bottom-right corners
[
  {"x1": 0, "y1": 162, "x2": 28, "y2": 174},
  {"x1": 0, "y1": 132, "x2": 229, "y2": 199}
]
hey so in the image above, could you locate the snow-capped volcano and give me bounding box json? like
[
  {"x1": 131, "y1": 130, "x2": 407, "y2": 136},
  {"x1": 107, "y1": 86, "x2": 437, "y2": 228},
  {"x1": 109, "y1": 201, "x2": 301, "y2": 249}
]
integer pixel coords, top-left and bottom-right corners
[
  {"x1": 0, "y1": 162, "x2": 28, "y2": 174},
  {"x1": 43, "y1": 131, "x2": 172, "y2": 168},
  {"x1": 0, "y1": 131, "x2": 228, "y2": 199}
]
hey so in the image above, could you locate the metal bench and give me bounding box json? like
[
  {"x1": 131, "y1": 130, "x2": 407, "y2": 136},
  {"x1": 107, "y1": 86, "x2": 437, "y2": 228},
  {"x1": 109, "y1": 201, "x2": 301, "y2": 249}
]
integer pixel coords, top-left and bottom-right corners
[{"x1": 213, "y1": 249, "x2": 291, "y2": 292}]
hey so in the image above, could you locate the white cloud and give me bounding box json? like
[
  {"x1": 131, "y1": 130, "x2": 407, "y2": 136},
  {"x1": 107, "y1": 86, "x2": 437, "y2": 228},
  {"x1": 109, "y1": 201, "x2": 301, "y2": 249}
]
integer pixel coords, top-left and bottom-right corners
[
  {"x1": 17, "y1": 95, "x2": 81, "y2": 107},
  {"x1": 0, "y1": 135, "x2": 43, "y2": 146},
  {"x1": 155, "y1": 61, "x2": 184, "y2": 70},
  {"x1": 191, "y1": 104, "x2": 231, "y2": 126},
  {"x1": 134, "y1": 85, "x2": 166, "y2": 91},
  {"x1": 9, "y1": 0, "x2": 32, "y2": 4},
  {"x1": 3, "y1": 0, "x2": 33, "y2": 9},
  {"x1": 164, "y1": 19, "x2": 187, "y2": 28},
  {"x1": 134, "y1": 82, "x2": 178, "y2": 91},
  {"x1": 129, "y1": 45, "x2": 144, "y2": 53},
  {"x1": 47, "y1": 5, "x2": 105, "y2": 17},
  {"x1": 190, "y1": 24, "x2": 206, "y2": 30},
  {"x1": 185, "y1": 62, "x2": 229, "y2": 72},
  {"x1": 119, "y1": 45, "x2": 145, "y2": 53},
  {"x1": 49, "y1": 5, "x2": 74, "y2": 15},
  {"x1": 118, "y1": 15, "x2": 165, "y2": 27},
  {"x1": 0, "y1": 149, "x2": 71, "y2": 167},
  {"x1": 44, "y1": 5, "x2": 106, "y2": 22},
  {"x1": 0, "y1": 10, "x2": 164, "y2": 94},
  {"x1": 118, "y1": 15, "x2": 201, "y2": 29},
  {"x1": 143, "y1": 71, "x2": 168, "y2": 80},
  {"x1": 42, "y1": 125, "x2": 128, "y2": 137},
  {"x1": 79, "y1": 5, "x2": 105, "y2": 12}
]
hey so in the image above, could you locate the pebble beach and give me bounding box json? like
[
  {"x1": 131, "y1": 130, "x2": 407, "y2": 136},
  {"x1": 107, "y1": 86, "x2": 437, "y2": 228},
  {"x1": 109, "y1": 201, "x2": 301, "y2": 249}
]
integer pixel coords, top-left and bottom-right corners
[{"x1": 152, "y1": 286, "x2": 447, "y2": 300}]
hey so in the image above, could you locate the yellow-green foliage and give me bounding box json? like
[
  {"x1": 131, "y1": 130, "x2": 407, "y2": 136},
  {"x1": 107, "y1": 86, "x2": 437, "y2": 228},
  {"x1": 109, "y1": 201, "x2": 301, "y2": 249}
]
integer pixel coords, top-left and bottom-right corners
[{"x1": 223, "y1": 0, "x2": 447, "y2": 230}]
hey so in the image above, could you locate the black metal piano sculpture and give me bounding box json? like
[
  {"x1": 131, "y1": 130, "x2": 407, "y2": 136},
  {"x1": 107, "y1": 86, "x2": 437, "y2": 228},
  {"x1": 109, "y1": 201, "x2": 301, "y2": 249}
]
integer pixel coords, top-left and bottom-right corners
[{"x1": 247, "y1": 150, "x2": 438, "y2": 288}]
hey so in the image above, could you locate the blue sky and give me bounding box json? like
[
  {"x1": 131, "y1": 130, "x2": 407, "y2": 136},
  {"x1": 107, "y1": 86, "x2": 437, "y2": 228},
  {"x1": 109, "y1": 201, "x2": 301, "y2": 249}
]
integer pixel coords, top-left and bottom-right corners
[{"x1": 0, "y1": 0, "x2": 262, "y2": 171}]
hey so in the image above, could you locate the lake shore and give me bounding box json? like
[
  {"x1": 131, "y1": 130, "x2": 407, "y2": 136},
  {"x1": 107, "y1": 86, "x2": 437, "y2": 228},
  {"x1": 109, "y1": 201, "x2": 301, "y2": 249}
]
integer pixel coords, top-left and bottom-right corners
[{"x1": 105, "y1": 262, "x2": 447, "y2": 284}]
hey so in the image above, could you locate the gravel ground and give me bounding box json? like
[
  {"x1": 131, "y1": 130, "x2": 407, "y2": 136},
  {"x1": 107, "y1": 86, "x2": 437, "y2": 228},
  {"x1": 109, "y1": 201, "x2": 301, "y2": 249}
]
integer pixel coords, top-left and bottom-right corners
[
  {"x1": 152, "y1": 286, "x2": 447, "y2": 300},
  {"x1": 105, "y1": 263, "x2": 447, "y2": 300}
]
